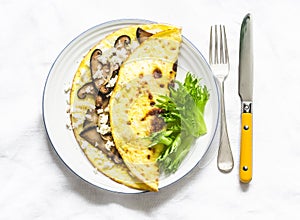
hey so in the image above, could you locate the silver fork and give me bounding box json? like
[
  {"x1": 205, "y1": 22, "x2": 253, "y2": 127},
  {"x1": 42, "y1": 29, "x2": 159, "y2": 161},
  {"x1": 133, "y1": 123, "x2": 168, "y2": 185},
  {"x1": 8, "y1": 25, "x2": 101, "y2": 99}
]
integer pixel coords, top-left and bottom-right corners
[{"x1": 209, "y1": 25, "x2": 234, "y2": 172}]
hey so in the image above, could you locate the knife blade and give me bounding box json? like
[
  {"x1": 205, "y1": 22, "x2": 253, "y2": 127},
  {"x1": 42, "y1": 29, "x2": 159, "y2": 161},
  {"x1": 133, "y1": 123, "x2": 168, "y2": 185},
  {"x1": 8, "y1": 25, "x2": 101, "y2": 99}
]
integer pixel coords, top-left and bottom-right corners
[{"x1": 238, "y1": 13, "x2": 253, "y2": 183}]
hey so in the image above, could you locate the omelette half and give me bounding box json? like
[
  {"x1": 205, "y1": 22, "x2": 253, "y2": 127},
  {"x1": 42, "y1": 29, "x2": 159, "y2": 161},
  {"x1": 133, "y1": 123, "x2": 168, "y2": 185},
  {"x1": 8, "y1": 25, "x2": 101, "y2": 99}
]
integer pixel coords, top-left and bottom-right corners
[
  {"x1": 69, "y1": 23, "x2": 181, "y2": 191},
  {"x1": 110, "y1": 28, "x2": 182, "y2": 191}
]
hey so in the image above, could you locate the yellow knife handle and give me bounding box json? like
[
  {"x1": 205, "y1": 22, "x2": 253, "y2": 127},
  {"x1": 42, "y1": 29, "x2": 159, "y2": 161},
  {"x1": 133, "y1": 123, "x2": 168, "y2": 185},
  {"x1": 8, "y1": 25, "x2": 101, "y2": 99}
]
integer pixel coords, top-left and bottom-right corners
[{"x1": 239, "y1": 112, "x2": 252, "y2": 183}]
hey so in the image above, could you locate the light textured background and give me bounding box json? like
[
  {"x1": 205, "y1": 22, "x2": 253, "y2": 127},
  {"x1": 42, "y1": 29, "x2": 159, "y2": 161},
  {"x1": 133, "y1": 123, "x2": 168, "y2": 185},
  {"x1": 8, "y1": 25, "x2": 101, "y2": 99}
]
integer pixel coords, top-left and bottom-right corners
[{"x1": 1, "y1": 0, "x2": 299, "y2": 219}]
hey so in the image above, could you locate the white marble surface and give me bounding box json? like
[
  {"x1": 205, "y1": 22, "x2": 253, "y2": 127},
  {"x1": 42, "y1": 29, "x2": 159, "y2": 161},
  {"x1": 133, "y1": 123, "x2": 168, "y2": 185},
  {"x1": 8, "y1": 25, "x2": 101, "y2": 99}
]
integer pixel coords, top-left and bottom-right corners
[{"x1": 1, "y1": 0, "x2": 300, "y2": 219}]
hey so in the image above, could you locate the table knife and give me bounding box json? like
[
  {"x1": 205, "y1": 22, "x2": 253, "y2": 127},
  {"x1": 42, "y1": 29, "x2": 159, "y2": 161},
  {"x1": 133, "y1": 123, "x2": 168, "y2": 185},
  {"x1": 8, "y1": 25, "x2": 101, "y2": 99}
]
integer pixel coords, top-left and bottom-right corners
[{"x1": 238, "y1": 13, "x2": 253, "y2": 183}]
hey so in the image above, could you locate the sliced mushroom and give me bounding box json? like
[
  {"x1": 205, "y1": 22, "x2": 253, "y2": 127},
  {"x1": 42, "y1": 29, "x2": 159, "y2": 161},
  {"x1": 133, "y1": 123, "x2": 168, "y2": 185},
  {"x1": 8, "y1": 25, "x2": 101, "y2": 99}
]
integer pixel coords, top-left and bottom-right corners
[
  {"x1": 101, "y1": 97, "x2": 109, "y2": 109},
  {"x1": 136, "y1": 27, "x2": 153, "y2": 44},
  {"x1": 98, "y1": 85, "x2": 110, "y2": 95},
  {"x1": 114, "y1": 35, "x2": 131, "y2": 49},
  {"x1": 110, "y1": 147, "x2": 123, "y2": 164},
  {"x1": 83, "y1": 109, "x2": 99, "y2": 129},
  {"x1": 95, "y1": 95, "x2": 109, "y2": 109},
  {"x1": 80, "y1": 126, "x2": 104, "y2": 147},
  {"x1": 101, "y1": 63, "x2": 111, "y2": 81},
  {"x1": 79, "y1": 126, "x2": 122, "y2": 164},
  {"x1": 94, "y1": 78, "x2": 104, "y2": 90},
  {"x1": 90, "y1": 49, "x2": 102, "y2": 79},
  {"x1": 173, "y1": 60, "x2": 178, "y2": 72},
  {"x1": 95, "y1": 95, "x2": 103, "y2": 108},
  {"x1": 77, "y1": 82, "x2": 96, "y2": 99},
  {"x1": 101, "y1": 134, "x2": 113, "y2": 141}
]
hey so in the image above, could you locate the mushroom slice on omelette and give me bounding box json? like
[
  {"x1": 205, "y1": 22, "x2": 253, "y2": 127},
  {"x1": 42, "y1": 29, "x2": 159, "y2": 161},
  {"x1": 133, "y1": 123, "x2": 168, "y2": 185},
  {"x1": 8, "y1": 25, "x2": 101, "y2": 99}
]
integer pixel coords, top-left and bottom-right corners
[
  {"x1": 69, "y1": 23, "x2": 178, "y2": 191},
  {"x1": 110, "y1": 28, "x2": 182, "y2": 191}
]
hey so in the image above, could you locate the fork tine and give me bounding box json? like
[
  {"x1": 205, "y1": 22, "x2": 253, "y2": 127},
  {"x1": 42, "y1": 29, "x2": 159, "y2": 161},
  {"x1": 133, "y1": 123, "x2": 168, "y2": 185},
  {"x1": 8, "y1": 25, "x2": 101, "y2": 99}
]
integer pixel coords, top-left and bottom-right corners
[
  {"x1": 223, "y1": 25, "x2": 229, "y2": 64},
  {"x1": 209, "y1": 26, "x2": 213, "y2": 64},
  {"x1": 214, "y1": 25, "x2": 218, "y2": 64},
  {"x1": 220, "y1": 25, "x2": 224, "y2": 64}
]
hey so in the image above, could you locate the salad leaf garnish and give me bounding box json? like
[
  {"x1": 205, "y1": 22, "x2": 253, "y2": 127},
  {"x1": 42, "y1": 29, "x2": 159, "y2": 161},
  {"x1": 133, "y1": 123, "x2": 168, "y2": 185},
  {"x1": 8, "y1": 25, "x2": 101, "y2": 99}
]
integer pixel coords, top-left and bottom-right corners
[{"x1": 151, "y1": 72, "x2": 209, "y2": 174}]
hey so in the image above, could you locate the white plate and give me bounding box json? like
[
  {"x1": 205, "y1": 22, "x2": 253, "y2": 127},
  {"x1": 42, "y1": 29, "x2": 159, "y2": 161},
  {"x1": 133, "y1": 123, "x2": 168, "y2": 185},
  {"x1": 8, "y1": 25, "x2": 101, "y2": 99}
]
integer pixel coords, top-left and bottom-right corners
[{"x1": 43, "y1": 19, "x2": 219, "y2": 193}]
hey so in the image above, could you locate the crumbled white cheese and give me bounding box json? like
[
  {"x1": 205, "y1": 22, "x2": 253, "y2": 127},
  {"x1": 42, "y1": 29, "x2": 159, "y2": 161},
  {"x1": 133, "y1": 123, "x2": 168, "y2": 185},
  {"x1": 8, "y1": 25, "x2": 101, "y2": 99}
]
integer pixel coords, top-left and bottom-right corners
[
  {"x1": 72, "y1": 120, "x2": 84, "y2": 129},
  {"x1": 93, "y1": 69, "x2": 103, "y2": 79},
  {"x1": 130, "y1": 40, "x2": 140, "y2": 52},
  {"x1": 85, "y1": 85, "x2": 93, "y2": 94},
  {"x1": 105, "y1": 140, "x2": 115, "y2": 151},
  {"x1": 106, "y1": 75, "x2": 118, "y2": 88},
  {"x1": 99, "y1": 114, "x2": 108, "y2": 124},
  {"x1": 97, "y1": 108, "x2": 104, "y2": 114},
  {"x1": 95, "y1": 44, "x2": 132, "y2": 71},
  {"x1": 116, "y1": 47, "x2": 129, "y2": 61},
  {"x1": 80, "y1": 67, "x2": 87, "y2": 75},
  {"x1": 110, "y1": 55, "x2": 122, "y2": 66},
  {"x1": 71, "y1": 113, "x2": 83, "y2": 119},
  {"x1": 97, "y1": 124, "x2": 111, "y2": 135},
  {"x1": 97, "y1": 54, "x2": 108, "y2": 64},
  {"x1": 70, "y1": 112, "x2": 85, "y2": 129}
]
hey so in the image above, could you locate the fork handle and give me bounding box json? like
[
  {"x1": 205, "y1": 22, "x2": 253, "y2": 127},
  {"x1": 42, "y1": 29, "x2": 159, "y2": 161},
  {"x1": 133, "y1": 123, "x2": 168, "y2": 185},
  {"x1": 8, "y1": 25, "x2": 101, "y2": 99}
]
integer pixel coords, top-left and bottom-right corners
[
  {"x1": 239, "y1": 112, "x2": 253, "y2": 183},
  {"x1": 217, "y1": 80, "x2": 234, "y2": 172}
]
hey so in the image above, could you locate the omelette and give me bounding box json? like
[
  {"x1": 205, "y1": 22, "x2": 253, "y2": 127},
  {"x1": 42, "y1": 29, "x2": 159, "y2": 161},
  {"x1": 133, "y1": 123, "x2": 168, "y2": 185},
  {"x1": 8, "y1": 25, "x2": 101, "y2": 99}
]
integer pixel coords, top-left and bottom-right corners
[
  {"x1": 69, "y1": 23, "x2": 181, "y2": 191},
  {"x1": 110, "y1": 28, "x2": 182, "y2": 191}
]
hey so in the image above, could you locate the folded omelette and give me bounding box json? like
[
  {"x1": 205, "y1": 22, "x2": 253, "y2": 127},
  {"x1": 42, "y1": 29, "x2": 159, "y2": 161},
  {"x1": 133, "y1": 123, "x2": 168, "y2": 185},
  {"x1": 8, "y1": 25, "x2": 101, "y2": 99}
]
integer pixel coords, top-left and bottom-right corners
[{"x1": 69, "y1": 23, "x2": 182, "y2": 191}]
